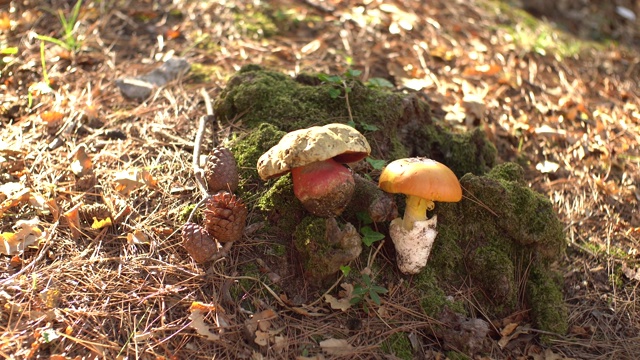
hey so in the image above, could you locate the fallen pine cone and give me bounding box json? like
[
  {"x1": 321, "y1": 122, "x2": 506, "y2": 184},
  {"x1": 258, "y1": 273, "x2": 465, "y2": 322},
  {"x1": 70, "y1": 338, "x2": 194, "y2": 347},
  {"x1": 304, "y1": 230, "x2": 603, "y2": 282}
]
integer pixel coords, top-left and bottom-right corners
[
  {"x1": 204, "y1": 191, "x2": 247, "y2": 243},
  {"x1": 182, "y1": 222, "x2": 218, "y2": 263},
  {"x1": 78, "y1": 203, "x2": 112, "y2": 223},
  {"x1": 204, "y1": 146, "x2": 239, "y2": 194}
]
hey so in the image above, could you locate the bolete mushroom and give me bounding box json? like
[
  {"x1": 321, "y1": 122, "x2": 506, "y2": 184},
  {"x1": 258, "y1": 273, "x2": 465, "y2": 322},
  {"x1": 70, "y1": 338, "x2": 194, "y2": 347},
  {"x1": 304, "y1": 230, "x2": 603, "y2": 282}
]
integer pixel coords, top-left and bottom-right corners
[
  {"x1": 378, "y1": 158, "x2": 462, "y2": 274},
  {"x1": 257, "y1": 123, "x2": 370, "y2": 217}
]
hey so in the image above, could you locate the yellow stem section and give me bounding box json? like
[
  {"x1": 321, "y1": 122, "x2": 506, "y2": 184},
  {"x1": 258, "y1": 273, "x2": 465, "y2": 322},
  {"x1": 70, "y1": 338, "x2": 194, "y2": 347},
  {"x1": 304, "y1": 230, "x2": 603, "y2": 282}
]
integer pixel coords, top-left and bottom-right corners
[{"x1": 402, "y1": 195, "x2": 434, "y2": 231}]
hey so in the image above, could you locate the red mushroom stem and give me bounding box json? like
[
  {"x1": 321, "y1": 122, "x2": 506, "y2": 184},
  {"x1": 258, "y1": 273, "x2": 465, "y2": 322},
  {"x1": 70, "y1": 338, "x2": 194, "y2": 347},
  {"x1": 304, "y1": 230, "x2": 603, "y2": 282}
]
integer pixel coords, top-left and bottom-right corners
[{"x1": 291, "y1": 158, "x2": 355, "y2": 214}]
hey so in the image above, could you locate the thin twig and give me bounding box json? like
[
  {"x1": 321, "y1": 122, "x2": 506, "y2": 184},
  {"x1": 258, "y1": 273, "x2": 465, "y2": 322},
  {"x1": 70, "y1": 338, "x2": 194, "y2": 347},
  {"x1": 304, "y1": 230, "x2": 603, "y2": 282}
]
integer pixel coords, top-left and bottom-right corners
[{"x1": 192, "y1": 114, "x2": 211, "y2": 199}]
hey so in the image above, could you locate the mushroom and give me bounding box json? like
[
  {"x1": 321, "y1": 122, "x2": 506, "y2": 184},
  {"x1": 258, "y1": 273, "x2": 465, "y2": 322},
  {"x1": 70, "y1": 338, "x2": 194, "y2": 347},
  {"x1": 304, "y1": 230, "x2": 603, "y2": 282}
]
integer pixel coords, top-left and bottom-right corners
[
  {"x1": 378, "y1": 158, "x2": 462, "y2": 274},
  {"x1": 257, "y1": 123, "x2": 370, "y2": 217}
]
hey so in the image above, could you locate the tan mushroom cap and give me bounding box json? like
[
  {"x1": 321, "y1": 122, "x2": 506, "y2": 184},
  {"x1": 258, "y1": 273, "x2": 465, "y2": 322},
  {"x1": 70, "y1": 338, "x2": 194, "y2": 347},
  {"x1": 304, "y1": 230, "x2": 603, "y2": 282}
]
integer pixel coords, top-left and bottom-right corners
[
  {"x1": 257, "y1": 123, "x2": 371, "y2": 180},
  {"x1": 378, "y1": 158, "x2": 462, "y2": 202}
]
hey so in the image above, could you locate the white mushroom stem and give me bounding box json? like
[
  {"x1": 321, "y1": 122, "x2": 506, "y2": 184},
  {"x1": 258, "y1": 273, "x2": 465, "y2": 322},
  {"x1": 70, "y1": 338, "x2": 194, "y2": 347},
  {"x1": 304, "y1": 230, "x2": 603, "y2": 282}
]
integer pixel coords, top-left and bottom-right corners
[
  {"x1": 390, "y1": 215, "x2": 438, "y2": 274},
  {"x1": 402, "y1": 195, "x2": 435, "y2": 231}
]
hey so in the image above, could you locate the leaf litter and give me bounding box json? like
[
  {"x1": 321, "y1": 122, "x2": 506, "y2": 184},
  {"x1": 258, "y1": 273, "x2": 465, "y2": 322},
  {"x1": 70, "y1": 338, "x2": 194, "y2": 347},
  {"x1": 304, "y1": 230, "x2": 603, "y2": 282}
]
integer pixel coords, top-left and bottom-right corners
[{"x1": 0, "y1": 0, "x2": 639, "y2": 359}]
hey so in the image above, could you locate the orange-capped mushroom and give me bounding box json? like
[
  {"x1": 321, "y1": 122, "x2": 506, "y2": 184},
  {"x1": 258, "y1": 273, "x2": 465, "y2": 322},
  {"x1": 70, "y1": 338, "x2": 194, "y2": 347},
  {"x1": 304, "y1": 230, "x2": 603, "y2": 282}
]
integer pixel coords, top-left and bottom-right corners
[{"x1": 378, "y1": 158, "x2": 462, "y2": 274}]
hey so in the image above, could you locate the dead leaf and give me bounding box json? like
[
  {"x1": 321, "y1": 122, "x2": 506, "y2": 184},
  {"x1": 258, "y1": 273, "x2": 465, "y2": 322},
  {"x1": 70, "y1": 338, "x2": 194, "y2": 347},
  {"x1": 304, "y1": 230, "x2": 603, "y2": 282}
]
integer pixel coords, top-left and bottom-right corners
[
  {"x1": 622, "y1": 263, "x2": 640, "y2": 281},
  {"x1": 0, "y1": 217, "x2": 43, "y2": 255},
  {"x1": 188, "y1": 301, "x2": 220, "y2": 341},
  {"x1": 113, "y1": 170, "x2": 157, "y2": 195},
  {"x1": 301, "y1": 39, "x2": 322, "y2": 55},
  {"x1": 63, "y1": 203, "x2": 83, "y2": 240},
  {"x1": 254, "y1": 330, "x2": 270, "y2": 346},
  {"x1": 324, "y1": 283, "x2": 355, "y2": 311},
  {"x1": 91, "y1": 217, "x2": 112, "y2": 230},
  {"x1": 69, "y1": 145, "x2": 93, "y2": 177},
  {"x1": 319, "y1": 338, "x2": 354, "y2": 355},
  {"x1": 127, "y1": 230, "x2": 150, "y2": 245},
  {"x1": 463, "y1": 64, "x2": 502, "y2": 77},
  {"x1": 40, "y1": 110, "x2": 64, "y2": 125},
  {"x1": 500, "y1": 322, "x2": 519, "y2": 337},
  {"x1": 536, "y1": 160, "x2": 560, "y2": 174}
]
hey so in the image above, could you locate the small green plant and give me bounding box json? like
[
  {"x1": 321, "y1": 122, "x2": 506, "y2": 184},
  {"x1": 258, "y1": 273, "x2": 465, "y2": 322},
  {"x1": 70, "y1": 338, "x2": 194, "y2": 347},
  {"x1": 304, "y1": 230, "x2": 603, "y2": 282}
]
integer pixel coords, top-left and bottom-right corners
[
  {"x1": 318, "y1": 68, "x2": 385, "y2": 132},
  {"x1": 360, "y1": 226, "x2": 385, "y2": 246},
  {"x1": 365, "y1": 157, "x2": 386, "y2": 170},
  {"x1": 36, "y1": 0, "x2": 84, "y2": 53},
  {"x1": 350, "y1": 273, "x2": 388, "y2": 312},
  {"x1": 355, "y1": 211, "x2": 385, "y2": 246}
]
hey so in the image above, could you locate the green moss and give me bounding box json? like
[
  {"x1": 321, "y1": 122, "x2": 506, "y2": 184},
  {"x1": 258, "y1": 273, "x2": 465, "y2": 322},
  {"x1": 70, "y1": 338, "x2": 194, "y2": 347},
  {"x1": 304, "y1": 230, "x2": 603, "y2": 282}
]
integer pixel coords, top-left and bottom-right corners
[
  {"x1": 469, "y1": 245, "x2": 516, "y2": 308},
  {"x1": 412, "y1": 125, "x2": 497, "y2": 177},
  {"x1": 414, "y1": 268, "x2": 465, "y2": 317},
  {"x1": 232, "y1": 5, "x2": 278, "y2": 38},
  {"x1": 257, "y1": 175, "x2": 306, "y2": 237},
  {"x1": 188, "y1": 64, "x2": 223, "y2": 83},
  {"x1": 526, "y1": 267, "x2": 568, "y2": 336},
  {"x1": 229, "y1": 122, "x2": 286, "y2": 184},
  {"x1": 293, "y1": 217, "x2": 362, "y2": 283},
  {"x1": 425, "y1": 162, "x2": 567, "y2": 328},
  {"x1": 381, "y1": 332, "x2": 413, "y2": 360},
  {"x1": 179, "y1": 204, "x2": 196, "y2": 223}
]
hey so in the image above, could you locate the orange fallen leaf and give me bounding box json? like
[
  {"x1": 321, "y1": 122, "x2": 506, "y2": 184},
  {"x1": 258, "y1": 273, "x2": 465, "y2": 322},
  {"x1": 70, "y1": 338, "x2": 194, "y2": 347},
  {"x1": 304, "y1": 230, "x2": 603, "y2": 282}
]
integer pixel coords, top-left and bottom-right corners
[
  {"x1": 0, "y1": 217, "x2": 43, "y2": 255},
  {"x1": 40, "y1": 111, "x2": 64, "y2": 124},
  {"x1": 69, "y1": 145, "x2": 93, "y2": 177},
  {"x1": 63, "y1": 203, "x2": 83, "y2": 240}
]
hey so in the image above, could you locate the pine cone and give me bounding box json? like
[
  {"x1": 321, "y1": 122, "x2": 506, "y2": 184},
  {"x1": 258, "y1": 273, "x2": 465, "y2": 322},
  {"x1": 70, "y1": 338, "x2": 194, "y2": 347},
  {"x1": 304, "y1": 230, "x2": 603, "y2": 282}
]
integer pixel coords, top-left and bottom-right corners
[
  {"x1": 181, "y1": 222, "x2": 218, "y2": 263},
  {"x1": 204, "y1": 191, "x2": 247, "y2": 243},
  {"x1": 204, "y1": 147, "x2": 239, "y2": 193},
  {"x1": 78, "y1": 203, "x2": 111, "y2": 223}
]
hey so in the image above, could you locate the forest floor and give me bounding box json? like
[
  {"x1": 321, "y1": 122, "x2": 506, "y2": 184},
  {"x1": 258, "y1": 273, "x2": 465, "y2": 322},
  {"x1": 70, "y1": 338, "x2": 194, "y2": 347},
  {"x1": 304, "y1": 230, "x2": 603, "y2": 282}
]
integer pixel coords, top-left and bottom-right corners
[{"x1": 1, "y1": 0, "x2": 639, "y2": 359}]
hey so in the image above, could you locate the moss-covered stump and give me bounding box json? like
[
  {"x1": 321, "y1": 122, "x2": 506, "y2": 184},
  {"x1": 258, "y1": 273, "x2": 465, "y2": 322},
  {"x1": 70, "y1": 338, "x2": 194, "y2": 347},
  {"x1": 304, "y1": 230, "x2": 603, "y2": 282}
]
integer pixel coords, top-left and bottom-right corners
[
  {"x1": 425, "y1": 162, "x2": 568, "y2": 334},
  {"x1": 293, "y1": 217, "x2": 362, "y2": 284},
  {"x1": 214, "y1": 66, "x2": 567, "y2": 335}
]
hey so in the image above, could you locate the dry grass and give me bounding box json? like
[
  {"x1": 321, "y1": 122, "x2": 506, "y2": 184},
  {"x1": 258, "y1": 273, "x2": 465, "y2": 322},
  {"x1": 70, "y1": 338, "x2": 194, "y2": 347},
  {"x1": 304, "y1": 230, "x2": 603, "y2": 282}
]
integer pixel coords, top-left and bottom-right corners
[{"x1": 1, "y1": 0, "x2": 639, "y2": 359}]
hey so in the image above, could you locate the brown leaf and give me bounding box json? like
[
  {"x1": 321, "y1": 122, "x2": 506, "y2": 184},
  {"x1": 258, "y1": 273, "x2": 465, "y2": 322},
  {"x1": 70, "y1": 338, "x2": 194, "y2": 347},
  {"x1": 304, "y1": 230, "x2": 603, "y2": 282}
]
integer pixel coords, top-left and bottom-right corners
[
  {"x1": 324, "y1": 283, "x2": 355, "y2": 311},
  {"x1": 0, "y1": 217, "x2": 43, "y2": 255},
  {"x1": 69, "y1": 145, "x2": 93, "y2": 177},
  {"x1": 319, "y1": 338, "x2": 354, "y2": 355}
]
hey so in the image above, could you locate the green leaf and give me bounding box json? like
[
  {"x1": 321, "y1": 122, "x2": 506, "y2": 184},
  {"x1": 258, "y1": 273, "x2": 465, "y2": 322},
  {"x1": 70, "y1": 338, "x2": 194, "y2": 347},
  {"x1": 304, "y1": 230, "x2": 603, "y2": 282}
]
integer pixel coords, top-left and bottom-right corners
[
  {"x1": 345, "y1": 69, "x2": 362, "y2": 78},
  {"x1": 365, "y1": 157, "x2": 386, "y2": 170},
  {"x1": 361, "y1": 273, "x2": 372, "y2": 287},
  {"x1": 361, "y1": 123, "x2": 379, "y2": 132},
  {"x1": 328, "y1": 88, "x2": 341, "y2": 99},
  {"x1": 367, "y1": 77, "x2": 394, "y2": 88},
  {"x1": 369, "y1": 289, "x2": 382, "y2": 305},
  {"x1": 349, "y1": 296, "x2": 362, "y2": 305},
  {"x1": 340, "y1": 265, "x2": 351, "y2": 277},
  {"x1": 352, "y1": 286, "x2": 368, "y2": 296},
  {"x1": 371, "y1": 285, "x2": 388, "y2": 294},
  {"x1": 318, "y1": 74, "x2": 342, "y2": 83},
  {"x1": 344, "y1": 86, "x2": 352, "y2": 93},
  {"x1": 361, "y1": 226, "x2": 385, "y2": 246},
  {"x1": 346, "y1": 120, "x2": 357, "y2": 128}
]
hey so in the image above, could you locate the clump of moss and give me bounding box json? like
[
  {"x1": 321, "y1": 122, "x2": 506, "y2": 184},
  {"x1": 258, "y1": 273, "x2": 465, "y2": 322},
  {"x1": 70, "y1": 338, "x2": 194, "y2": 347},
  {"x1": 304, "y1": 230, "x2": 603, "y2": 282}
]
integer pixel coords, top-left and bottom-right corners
[
  {"x1": 381, "y1": 332, "x2": 413, "y2": 360},
  {"x1": 526, "y1": 266, "x2": 569, "y2": 336},
  {"x1": 293, "y1": 217, "x2": 362, "y2": 284},
  {"x1": 411, "y1": 125, "x2": 497, "y2": 177},
  {"x1": 229, "y1": 122, "x2": 286, "y2": 184},
  {"x1": 424, "y1": 162, "x2": 567, "y2": 330},
  {"x1": 257, "y1": 175, "x2": 306, "y2": 237}
]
